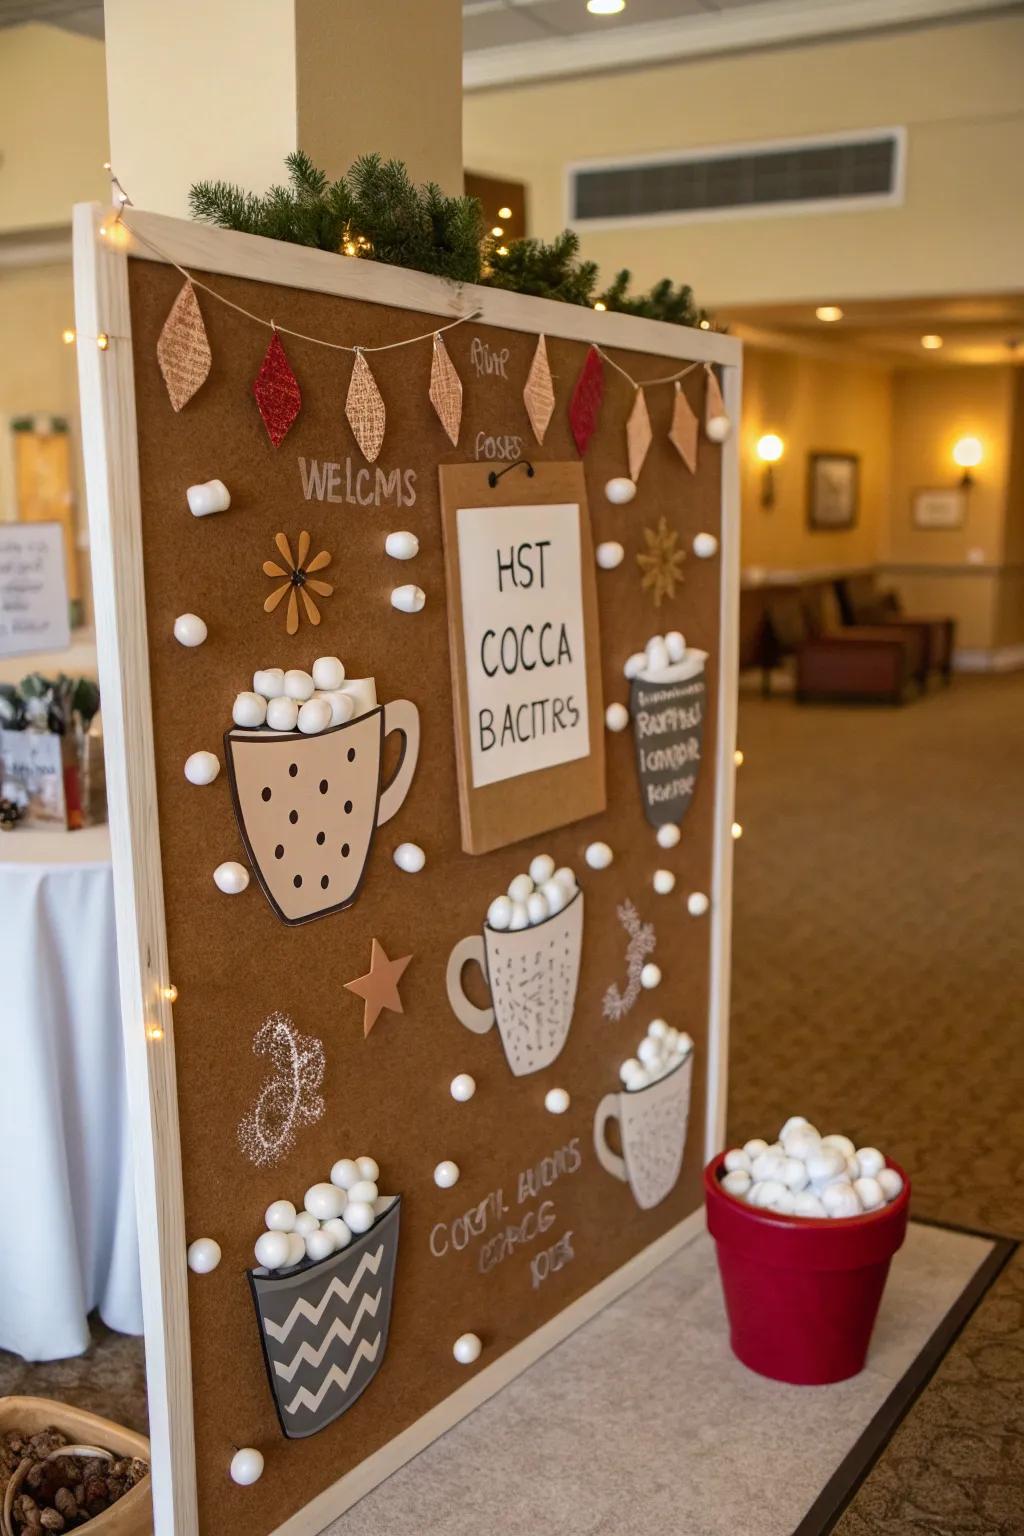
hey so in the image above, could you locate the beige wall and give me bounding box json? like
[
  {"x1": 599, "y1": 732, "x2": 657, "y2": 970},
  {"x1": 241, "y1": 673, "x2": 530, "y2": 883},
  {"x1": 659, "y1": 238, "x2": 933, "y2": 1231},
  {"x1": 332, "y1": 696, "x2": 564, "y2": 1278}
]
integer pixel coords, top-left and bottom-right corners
[
  {"x1": 885, "y1": 365, "x2": 1019, "y2": 651},
  {"x1": 736, "y1": 350, "x2": 1024, "y2": 655},
  {"x1": 740, "y1": 348, "x2": 892, "y2": 571},
  {"x1": 0, "y1": 25, "x2": 109, "y2": 233},
  {"x1": 463, "y1": 14, "x2": 1024, "y2": 307}
]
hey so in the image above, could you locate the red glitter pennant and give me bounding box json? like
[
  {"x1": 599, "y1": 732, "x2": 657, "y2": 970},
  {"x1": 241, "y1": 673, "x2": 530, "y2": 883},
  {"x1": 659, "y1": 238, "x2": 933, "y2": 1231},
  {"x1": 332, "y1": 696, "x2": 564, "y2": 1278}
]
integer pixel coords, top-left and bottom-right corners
[
  {"x1": 568, "y1": 345, "x2": 604, "y2": 457},
  {"x1": 253, "y1": 332, "x2": 302, "y2": 447}
]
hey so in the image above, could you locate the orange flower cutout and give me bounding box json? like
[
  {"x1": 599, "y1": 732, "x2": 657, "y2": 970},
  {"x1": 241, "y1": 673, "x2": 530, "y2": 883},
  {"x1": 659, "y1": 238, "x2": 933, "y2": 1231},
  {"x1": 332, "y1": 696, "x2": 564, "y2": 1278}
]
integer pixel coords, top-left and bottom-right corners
[{"x1": 263, "y1": 532, "x2": 333, "y2": 635}]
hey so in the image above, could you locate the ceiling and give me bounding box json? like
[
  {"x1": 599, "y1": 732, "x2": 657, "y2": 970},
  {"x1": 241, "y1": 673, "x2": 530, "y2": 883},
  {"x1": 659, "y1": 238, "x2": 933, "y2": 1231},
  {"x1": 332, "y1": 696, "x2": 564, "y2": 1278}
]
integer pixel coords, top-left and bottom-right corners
[
  {"x1": 462, "y1": 0, "x2": 776, "y2": 51},
  {"x1": 720, "y1": 293, "x2": 1024, "y2": 367}
]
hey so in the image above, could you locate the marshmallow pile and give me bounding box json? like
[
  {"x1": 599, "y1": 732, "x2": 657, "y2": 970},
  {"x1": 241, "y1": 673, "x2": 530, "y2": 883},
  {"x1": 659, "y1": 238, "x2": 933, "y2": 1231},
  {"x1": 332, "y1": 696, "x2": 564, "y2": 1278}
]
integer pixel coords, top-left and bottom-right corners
[
  {"x1": 623, "y1": 631, "x2": 688, "y2": 682},
  {"x1": 619, "y1": 1020, "x2": 693, "y2": 1092},
  {"x1": 721, "y1": 1117, "x2": 905, "y2": 1219},
  {"x1": 231, "y1": 655, "x2": 373, "y2": 737},
  {"x1": 486, "y1": 855, "x2": 578, "y2": 932},
  {"x1": 252, "y1": 1155, "x2": 397, "y2": 1271}
]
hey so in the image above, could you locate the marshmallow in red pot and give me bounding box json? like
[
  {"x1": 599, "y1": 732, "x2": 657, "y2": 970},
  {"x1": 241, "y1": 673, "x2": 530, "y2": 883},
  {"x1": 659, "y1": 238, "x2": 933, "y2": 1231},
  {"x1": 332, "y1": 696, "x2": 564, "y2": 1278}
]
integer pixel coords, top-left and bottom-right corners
[{"x1": 721, "y1": 1116, "x2": 904, "y2": 1219}]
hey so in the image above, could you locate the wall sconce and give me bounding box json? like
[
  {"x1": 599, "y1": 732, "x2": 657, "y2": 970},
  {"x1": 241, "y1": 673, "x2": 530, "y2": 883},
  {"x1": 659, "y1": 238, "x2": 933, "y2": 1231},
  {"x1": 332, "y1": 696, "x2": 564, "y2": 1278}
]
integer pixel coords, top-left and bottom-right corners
[
  {"x1": 952, "y1": 436, "x2": 983, "y2": 488},
  {"x1": 756, "y1": 433, "x2": 784, "y2": 508}
]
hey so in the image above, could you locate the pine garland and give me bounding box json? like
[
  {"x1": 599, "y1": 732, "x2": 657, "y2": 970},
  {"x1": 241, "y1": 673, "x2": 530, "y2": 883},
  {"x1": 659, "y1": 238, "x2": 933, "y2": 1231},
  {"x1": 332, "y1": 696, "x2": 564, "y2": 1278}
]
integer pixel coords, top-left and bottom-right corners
[{"x1": 189, "y1": 153, "x2": 711, "y2": 328}]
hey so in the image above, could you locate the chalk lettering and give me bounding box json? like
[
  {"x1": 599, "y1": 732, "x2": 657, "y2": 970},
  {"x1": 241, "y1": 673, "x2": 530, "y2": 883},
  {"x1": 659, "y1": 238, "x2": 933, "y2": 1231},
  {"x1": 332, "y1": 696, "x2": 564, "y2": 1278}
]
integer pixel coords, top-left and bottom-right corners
[
  {"x1": 470, "y1": 337, "x2": 510, "y2": 379},
  {"x1": 298, "y1": 455, "x2": 417, "y2": 508},
  {"x1": 530, "y1": 1229, "x2": 575, "y2": 1289}
]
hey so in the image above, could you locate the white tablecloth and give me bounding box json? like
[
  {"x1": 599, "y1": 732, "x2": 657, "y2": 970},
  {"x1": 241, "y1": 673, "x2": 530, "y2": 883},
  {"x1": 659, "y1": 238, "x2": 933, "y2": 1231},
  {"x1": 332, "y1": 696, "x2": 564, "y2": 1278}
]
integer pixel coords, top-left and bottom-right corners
[{"x1": 0, "y1": 825, "x2": 143, "y2": 1360}]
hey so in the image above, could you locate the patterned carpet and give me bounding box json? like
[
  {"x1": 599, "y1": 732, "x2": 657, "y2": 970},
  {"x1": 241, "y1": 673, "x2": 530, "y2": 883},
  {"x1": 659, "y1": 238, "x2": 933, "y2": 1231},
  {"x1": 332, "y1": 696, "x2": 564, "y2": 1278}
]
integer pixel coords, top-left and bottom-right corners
[
  {"x1": 729, "y1": 672, "x2": 1024, "y2": 1534},
  {"x1": 2, "y1": 673, "x2": 1021, "y2": 1528}
]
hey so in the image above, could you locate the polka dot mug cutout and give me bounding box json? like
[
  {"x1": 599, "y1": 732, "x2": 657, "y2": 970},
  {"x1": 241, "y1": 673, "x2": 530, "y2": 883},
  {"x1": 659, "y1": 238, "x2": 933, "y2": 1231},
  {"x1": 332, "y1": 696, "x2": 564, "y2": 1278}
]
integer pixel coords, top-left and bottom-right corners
[{"x1": 225, "y1": 699, "x2": 419, "y2": 925}]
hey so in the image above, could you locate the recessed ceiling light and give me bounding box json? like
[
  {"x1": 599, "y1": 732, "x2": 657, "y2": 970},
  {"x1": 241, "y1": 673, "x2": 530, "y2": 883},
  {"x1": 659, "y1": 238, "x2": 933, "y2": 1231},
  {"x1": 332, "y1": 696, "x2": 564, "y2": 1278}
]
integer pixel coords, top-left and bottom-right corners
[
  {"x1": 498, "y1": 206, "x2": 512, "y2": 220},
  {"x1": 815, "y1": 305, "x2": 843, "y2": 323},
  {"x1": 921, "y1": 334, "x2": 943, "y2": 350},
  {"x1": 587, "y1": 0, "x2": 625, "y2": 15}
]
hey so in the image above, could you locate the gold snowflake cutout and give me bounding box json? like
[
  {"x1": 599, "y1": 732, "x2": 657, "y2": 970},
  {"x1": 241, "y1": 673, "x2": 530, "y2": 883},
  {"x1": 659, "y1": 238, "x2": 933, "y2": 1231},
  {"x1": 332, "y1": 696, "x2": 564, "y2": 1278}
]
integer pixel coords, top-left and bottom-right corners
[
  {"x1": 263, "y1": 531, "x2": 333, "y2": 635},
  {"x1": 637, "y1": 517, "x2": 686, "y2": 609}
]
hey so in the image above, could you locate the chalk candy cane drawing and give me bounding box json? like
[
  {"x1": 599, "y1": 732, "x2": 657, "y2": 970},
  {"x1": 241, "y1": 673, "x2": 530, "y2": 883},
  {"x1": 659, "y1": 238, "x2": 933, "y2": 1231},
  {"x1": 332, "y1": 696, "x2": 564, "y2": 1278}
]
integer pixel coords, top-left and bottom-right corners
[
  {"x1": 238, "y1": 1013, "x2": 326, "y2": 1168},
  {"x1": 602, "y1": 900, "x2": 656, "y2": 1022}
]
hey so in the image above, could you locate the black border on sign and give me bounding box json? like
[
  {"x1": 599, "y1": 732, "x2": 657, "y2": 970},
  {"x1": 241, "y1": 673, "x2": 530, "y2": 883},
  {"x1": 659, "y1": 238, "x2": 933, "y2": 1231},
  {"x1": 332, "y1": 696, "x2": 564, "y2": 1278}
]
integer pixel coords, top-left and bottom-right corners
[{"x1": 794, "y1": 1216, "x2": 1019, "y2": 1536}]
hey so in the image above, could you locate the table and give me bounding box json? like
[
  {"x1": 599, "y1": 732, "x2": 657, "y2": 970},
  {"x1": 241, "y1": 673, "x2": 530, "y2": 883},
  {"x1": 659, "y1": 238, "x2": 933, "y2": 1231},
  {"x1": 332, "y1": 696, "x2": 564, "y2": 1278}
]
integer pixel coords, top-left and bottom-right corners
[{"x1": 0, "y1": 824, "x2": 143, "y2": 1361}]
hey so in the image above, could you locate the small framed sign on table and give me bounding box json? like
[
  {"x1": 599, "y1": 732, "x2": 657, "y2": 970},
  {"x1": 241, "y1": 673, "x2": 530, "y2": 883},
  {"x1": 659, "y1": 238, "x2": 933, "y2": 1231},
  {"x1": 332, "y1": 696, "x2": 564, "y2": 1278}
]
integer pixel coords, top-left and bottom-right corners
[
  {"x1": 439, "y1": 460, "x2": 606, "y2": 853},
  {"x1": 0, "y1": 521, "x2": 71, "y2": 659}
]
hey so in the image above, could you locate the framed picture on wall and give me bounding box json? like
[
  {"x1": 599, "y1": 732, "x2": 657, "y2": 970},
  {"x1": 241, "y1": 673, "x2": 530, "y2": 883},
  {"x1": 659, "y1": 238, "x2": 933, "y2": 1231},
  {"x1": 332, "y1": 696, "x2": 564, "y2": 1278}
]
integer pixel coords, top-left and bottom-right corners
[
  {"x1": 807, "y1": 452, "x2": 859, "y2": 530},
  {"x1": 912, "y1": 487, "x2": 966, "y2": 529}
]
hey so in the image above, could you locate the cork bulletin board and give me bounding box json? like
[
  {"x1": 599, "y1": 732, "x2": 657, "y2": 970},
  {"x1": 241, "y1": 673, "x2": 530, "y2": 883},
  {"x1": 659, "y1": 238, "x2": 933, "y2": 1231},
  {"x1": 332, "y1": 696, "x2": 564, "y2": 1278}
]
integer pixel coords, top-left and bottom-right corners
[{"x1": 74, "y1": 205, "x2": 741, "y2": 1536}]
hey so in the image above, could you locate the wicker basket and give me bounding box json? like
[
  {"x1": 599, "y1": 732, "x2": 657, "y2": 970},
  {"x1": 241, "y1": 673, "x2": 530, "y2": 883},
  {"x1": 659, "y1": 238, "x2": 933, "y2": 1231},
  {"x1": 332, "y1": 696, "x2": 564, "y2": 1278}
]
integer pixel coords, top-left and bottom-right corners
[{"x1": 0, "y1": 1397, "x2": 150, "y2": 1536}]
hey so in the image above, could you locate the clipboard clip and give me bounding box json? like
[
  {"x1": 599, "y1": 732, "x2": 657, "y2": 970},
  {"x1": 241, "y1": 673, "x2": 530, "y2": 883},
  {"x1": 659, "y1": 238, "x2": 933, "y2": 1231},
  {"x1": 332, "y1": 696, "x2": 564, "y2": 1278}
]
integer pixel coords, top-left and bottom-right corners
[{"x1": 487, "y1": 458, "x2": 535, "y2": 488}]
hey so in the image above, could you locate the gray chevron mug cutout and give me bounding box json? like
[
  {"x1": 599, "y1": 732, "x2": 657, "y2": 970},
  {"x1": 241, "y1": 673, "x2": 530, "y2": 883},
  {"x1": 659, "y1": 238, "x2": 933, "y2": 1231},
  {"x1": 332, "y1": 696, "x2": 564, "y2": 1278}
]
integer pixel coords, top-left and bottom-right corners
[{"x1": 248, "y1": 1197, "x2": 401, "y2": 1438}]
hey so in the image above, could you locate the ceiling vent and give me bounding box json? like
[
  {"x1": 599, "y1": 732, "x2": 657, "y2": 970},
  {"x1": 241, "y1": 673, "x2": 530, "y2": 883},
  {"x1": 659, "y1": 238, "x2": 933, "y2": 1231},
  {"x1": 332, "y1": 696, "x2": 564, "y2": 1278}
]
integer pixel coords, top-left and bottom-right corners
[{"x1": 569, "y1": 130, "x2": 904, "y2": 226}]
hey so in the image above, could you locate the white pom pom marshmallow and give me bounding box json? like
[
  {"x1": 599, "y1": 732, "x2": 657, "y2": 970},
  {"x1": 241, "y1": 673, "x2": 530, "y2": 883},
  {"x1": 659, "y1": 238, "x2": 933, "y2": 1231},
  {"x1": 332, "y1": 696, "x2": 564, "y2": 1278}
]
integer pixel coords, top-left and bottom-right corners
[
  {"x1": 391, "y1": 584, "x2": 426, "y2": 613},
  {"x1": 187, "y1": 1238, "x2": 222, "y2": 1274},
  {"x1": 855, "y1": 1147, "x2": 885, "y2": 1179},
  {"x1": 266, "y1": 696, "x2": 299, "y2": 732},
  {"x1": 453, "y1": 1332, "x2": 482, "y2": 1365},
  {"x1": 604, "y1": 477, "x2": 636, "y2": 505},
  {"x1": 297, "y1": 697, "x2": 332, "y2": 735},
  {"x1": 265, "y1": 1200, "x2": 296, "y2": 1232},
  {"x1": 213, "y1": 861, "x2": 249, "y2": 895},
  {"x1": 284, "y1": 669, "x2": 315, "y2": 702},
  {"x1": 254, "y1": 1230, "x2": 291, "y2": 1270},
  {"x1": 657, "y1": 824, "x2": 681, "y2": 850},
  {"x1": 330, "y1": 1159, "x2": 360, "y2": 1190},
  {"x1": 605, "y1": 702, "x2": 629, "y2": 732},
  {"x1": 232, "y1": 691, "x2": 267, "y2": 728},
  {"x1": 229, "y1": 1448, "x2": 264, "y2": 1486},
  {"x1": 174, "y1": 613, "x2": 207, "y2": 647},
  {"x1": 253, "y1": 668, "x2": 284, "y2": 699},
  {"x1": 311, "y1": 656, "x2": 345, "y2": 691},
  {"x1": 545, "y1": 1087, "x2": 570, "y2": 1114},
  {"x1": 385, "y1": 531, "x2": 419, "y2": 560},
  {"x1": 653, "y1": 869, "x2": 676, "y2": 895},
  {"x1": 693, "y1": 532, "x2": 718, "y2": 559},
  {"x1": 585, "y1": 842, "x2": 613, "y2": 870},
  {"x1": 186, "y1": 479, "x2": 230, "y2": 517},
  {"x1": 184, "y1": 751, "x2": 220, "y2": 786},
  {"x1": 434, "y1": 1162, "x2": 460, "y2": 1189},
  {"x1": 394, "y1": 842, "x2": 426, "y2": 873},
  {"x1": 640, "y1": 962, "x2": 661, "y2": 989},
  {"x1": 596, "y1": 541, "x2": 624, "y2": 569},
  {"x1": 450, "y1": 1074, "x2": 476, "y2": 1102}
]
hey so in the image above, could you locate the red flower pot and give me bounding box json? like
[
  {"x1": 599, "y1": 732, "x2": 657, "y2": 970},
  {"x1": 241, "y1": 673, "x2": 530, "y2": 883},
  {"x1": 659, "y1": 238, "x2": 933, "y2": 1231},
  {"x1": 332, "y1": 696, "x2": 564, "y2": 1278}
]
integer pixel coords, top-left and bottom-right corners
[{"x1": 705, "y1": 1152, "x2": 911, "y2": 1385}]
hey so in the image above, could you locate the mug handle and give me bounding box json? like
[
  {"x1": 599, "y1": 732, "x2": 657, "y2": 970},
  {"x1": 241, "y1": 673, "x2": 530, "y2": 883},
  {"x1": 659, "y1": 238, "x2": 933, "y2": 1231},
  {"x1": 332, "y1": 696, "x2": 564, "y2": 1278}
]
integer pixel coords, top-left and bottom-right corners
[
  {"x1": 377, "y1": 699, "x2": 420, "y2": 826},
  {"x1": 593, "y1": 1093, "x2": 628, "y2": 1183},
  {"x1": 446, "y1": 935, "x2": 495, "y2": 1035}
]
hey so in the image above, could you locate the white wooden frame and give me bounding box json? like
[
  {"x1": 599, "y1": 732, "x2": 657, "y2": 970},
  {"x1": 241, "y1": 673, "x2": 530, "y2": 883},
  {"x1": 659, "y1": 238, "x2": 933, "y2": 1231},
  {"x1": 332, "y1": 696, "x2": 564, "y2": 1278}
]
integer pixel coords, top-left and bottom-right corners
[{"x1": 72, "y1": 201, "x2": 741, "y2": 1536}]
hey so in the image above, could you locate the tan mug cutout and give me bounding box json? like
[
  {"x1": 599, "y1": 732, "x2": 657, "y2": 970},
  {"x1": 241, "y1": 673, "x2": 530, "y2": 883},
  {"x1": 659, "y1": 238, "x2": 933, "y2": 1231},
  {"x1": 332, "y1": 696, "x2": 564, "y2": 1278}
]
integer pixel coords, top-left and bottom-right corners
[
  {"x1": 226, "y1": 700, "x2": 419, "y2": 925},
  {"x1": 446, "y1": 889, "x2": 584, "y2": 1076},
  {"x1": 593, "y1": 1052, "x2": 693, "y2": 1210}
]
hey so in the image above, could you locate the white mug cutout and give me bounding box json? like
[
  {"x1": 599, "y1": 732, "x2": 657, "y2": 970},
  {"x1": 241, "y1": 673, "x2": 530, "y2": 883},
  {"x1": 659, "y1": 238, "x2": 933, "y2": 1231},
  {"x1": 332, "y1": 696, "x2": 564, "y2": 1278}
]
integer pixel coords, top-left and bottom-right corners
[
  {"x1": 593, "y1": 1052, "x2": 693, "y2": 1210},
  {"x1": 446, "y1": 889, "x2": 584, "y2": 1077}
]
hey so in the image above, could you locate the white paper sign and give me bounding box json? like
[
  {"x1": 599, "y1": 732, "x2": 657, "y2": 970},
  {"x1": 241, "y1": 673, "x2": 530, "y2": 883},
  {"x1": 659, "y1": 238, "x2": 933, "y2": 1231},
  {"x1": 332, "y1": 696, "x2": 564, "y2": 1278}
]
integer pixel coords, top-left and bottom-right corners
[
  {"x1": 0, "y1": 522, "x2": 71, "y2": 658},
  {"x1": 456, "y1": 502, "x2": 590, "y2": 789}
]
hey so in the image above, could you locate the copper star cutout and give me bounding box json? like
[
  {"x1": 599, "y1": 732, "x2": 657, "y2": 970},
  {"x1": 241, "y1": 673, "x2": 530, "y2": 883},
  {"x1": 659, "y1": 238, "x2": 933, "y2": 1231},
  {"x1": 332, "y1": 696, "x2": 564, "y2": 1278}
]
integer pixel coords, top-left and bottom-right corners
[{"x1": 344, "y1": 939, "x2": 412, "y2": 1037}]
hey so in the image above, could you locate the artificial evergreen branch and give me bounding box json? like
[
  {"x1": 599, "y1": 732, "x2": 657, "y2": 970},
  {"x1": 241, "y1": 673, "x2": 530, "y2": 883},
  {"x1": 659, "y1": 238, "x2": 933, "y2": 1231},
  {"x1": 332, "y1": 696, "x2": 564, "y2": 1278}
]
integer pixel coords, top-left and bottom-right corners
[{"x1": 189, "y1": 155, "x2": 710, "y2": 327}]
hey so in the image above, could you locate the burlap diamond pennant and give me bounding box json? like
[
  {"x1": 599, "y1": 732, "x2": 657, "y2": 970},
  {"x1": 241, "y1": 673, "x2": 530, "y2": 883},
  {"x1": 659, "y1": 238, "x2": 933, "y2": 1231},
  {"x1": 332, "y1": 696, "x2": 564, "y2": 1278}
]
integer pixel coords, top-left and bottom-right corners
[
  {"x1": 568, "y1": 345, "x2": 604, "y2": 457},
  {"x1": 669, "y1": 381, "x2": 698, "y2": 473},
  {"x1": 429, "y1": 333, "x2": 463, "y2": 446},
  {"x1": 156, "y1": 280, "x2": 211, "y2": 413},
  {"x1": 523, "y1": 333, "x2": 555, "y2": 445},
  {"x1": 345, "y1": 350, "x2": 386, "y2": 463},
  {"x1": 253, "y1": 331, "x2": 302, "y2": 448},
  {"x1": 704, "y1": 364, "x2": 726, "y2": 433},
  {"x1": 626, "y1": 387, "x2": 653, "y2": 482}
]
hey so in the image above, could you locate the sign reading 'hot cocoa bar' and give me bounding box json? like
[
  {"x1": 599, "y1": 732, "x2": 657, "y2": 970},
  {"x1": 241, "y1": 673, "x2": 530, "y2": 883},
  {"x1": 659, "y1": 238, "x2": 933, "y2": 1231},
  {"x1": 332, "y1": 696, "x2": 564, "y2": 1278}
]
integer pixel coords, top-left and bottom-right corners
[
  {"x1": 630, "y1": 652, "x2": 708, "y2": 829},
  {"x1": 440, "y1": 462, "x2": 606, "y2": 856},
  {"x1": 456, "y1": 501, "x2": 590, "y2": 789}
]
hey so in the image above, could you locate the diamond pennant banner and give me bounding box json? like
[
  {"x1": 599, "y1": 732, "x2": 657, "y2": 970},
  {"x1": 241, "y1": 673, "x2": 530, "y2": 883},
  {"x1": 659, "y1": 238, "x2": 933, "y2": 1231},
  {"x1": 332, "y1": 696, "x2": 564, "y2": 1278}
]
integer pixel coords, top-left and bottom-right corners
[
  {"x1": 253, "y1": 332, "x2": 302, "y2": 447},
  {"x1": 669, "y1": 381, "x2": 698, "y2": 473},
  {"x1": 523, "y1": 334, "x2": 556, "y2": 445},
  {"x1": 429, "y1": 333, "x2": 463, "y2": 446},
  {"x1": 568, "y1": 345, "x2": 605, "y2": 457},
  {"x1": 156, "y1": 280, "x2": 211, "y2": 413},
  {"x1": 345, "y1": 351, "x2": 386, "y2": 463},
  {"x1": 626, "y1": 387, "x2": 653, "y2": 482}
]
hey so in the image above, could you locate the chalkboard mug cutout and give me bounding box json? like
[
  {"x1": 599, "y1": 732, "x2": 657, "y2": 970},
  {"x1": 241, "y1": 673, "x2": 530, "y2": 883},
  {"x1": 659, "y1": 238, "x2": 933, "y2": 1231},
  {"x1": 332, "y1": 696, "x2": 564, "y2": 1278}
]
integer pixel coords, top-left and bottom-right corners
[
  {"x1": 629, "y1": 651, "x2": 707, "y2": 830},
  {"x1": 593, "y1": 1053, "x2": 693, "y2": 1209},
  {"x1": 248, "y1": 1196, "x2": 401, "y2": 1439},
  {"x1": 446, "y1": 889, "x2": 584, "y2": 1076},
  {"x1": 225, "y1": 700, "x2": 419, "y2": 925}
]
